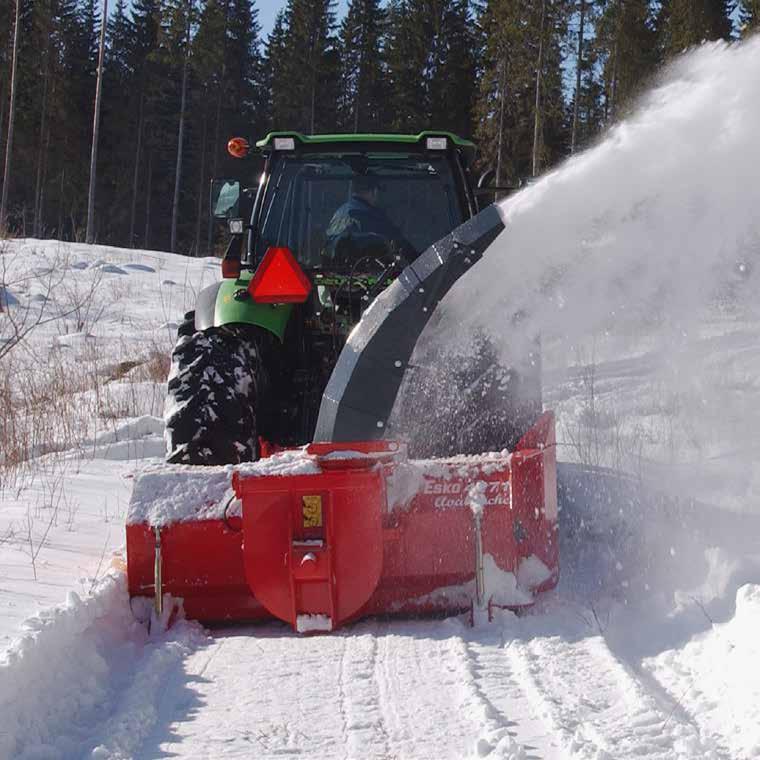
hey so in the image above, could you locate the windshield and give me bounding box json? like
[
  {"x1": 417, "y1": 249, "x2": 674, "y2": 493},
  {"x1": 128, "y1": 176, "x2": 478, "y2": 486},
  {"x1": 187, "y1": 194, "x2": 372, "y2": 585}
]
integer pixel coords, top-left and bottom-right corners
[{"x1": 253, "y1": 152, "x2": 466, "y2": 269}]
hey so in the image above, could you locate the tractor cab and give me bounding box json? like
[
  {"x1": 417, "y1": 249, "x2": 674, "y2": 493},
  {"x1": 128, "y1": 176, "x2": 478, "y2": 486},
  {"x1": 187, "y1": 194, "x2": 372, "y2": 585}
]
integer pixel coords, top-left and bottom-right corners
[
  {"x1": 198, "y1": 133, "x2": 485, "y2": 447},
  {"x1": 211, "y1": 131, "x2": 478, "y2": 281}
]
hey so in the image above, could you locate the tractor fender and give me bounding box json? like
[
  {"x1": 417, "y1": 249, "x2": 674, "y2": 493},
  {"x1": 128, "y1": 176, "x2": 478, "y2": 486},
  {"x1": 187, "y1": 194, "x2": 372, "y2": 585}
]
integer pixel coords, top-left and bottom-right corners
[{"x1": 193, "y1": 278, "x2": 293, "y2": 341}]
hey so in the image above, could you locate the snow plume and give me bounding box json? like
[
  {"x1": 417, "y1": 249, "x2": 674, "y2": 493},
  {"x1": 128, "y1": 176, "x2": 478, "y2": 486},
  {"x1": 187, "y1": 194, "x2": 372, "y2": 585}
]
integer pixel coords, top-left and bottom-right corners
[
  {"x1": 471, "y1": 35, "x2": 760, "y2": 339},
  {"x1": 432, "y1": 35, "x2": 760, "y2": 506},
  {"x1": 402, "y1": 36, "x2": 760, "y2": 640}
]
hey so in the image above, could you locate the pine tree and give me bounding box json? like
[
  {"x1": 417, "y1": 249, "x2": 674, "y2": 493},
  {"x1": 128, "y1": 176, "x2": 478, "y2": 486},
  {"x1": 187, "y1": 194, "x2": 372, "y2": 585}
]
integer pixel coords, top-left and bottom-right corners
[
  {"x1": 275, "y1": 0, "x2": 339, "y2": 133},
  {"x1": 738, "y1": 0, "x2": 760, "y2": 35},
  {"x1": 130, "y1": 0, "x2": 161, "y2": 246},
  {"x1": 569, "y1": 0, "x2": 605, "y2": 152},
  {"x1": 385, "y1": 0, "x2": 480, "y2": 135},
  {"x1": 265, "y1": 10, "x2": 289, "y2": 130},
  {"x1": 428, "y1": 0, "x2": 479, "y2": 136},
  {"x1": 96, "y1": 0, "x2": 136, "y2": 243},
  {"x1": 225, "y1": 0, "x2": 263, "y2": 128},
  {"x1": 191, "y1": 0, "x2": 227, "y2": 252},
  {"x1": 385, "y1": 0, "x2": 431, "y2": 131},
  {"x1": 155, "y1": 0, "x2": 197, "y2": 252},
  {"x1": 85, "y1": 0, "x2": 109, "y2": 244},
  {"x1": 0, "y1": 0, "x2": 20, "y2": 230},
  {"x1": 657, "y1": 0, "x2": 732, "y2": 59},
  {"x1": 474, "y1": 0, "x2": 569, "y2": 185},
  {"x1": 338, "y1": 0, "x2": 388, "y2": 132},
  {"x1": 595, "y1": 0, "x2": 657, "y2": 121}
]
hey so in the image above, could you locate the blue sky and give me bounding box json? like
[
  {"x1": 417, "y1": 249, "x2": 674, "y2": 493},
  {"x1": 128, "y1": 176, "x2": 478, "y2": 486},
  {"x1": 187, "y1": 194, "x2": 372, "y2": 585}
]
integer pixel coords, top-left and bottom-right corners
[{"x1": 258, "y1": 0, "x2": 350, "y2": 40}]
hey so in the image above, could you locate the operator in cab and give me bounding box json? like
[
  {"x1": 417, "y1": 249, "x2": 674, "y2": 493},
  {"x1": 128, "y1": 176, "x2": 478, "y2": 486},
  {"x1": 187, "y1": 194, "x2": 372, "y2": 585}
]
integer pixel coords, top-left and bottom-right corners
[{"x1": 324, "y1": 175, "x2": 416, "y2": 265}]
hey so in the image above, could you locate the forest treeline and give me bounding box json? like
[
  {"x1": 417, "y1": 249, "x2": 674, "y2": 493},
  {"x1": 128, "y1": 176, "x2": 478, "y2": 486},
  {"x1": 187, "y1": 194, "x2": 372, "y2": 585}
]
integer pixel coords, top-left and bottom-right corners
[{"x1": 0, "y1": 0, "x2": 757, "y2": 254}]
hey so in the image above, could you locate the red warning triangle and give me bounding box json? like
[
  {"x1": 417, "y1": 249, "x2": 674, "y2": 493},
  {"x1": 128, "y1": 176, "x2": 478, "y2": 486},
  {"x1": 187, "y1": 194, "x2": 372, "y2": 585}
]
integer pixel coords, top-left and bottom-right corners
[{"x1": 248, "y1": 247, "x2": 312, "y2": 304}]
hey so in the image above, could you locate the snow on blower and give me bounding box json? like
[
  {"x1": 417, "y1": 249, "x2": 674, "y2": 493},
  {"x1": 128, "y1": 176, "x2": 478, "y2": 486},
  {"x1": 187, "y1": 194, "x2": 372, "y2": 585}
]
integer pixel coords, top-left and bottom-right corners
[{"x1": 126, "y1": 132, "x2": 559, "y2": 632}]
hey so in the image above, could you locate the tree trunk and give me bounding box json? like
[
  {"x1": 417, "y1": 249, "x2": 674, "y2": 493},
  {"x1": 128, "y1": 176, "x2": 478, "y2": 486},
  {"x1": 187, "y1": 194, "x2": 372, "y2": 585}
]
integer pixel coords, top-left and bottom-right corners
[
  {"x1": 495, "y1": 57, "x2": 507, "y2": 189},
  {"x1": 34, "y1": 45, "x2": 51, "y2": 237},
  {"x1": 171, "y1": 19, "x2": 191, "y2": 254},
  {"x1": 609, "y1": 0, "x2": 623, "y2": 120},
  {"x1": 353, "y1": 59, "x2": 361, "y2": 134},
  {"x1": 206, "y1": 88, "x2": 224, "y2": 254},
  {"x1": 571, "y1": 0, "x2": 586, "y2": 154},
  {"x1": 532, "y1": 0, "x2": 547, "y2": 178},
  {"x1": 57, "y1": 169, "x2": 65, "y2": 238},
  {"x1": 129, "y1": 92, "x2": 144, "y2": 247},
  {"x1": 85, "y1": 0, "x2": 109, "y2": 244},
  {"x1": 0, "y1": 0, "x2": 21, "y2": 232},
  {"x1": 38, "y1": 122, "x2": 50, "y2": 235},
  {"x1": 144, "y1": 152, "x2": 152, "y2": 248},
  {"x1": 194, "y1": 111, "x2": 208, "y2": 257},
  {"x1": 0, "y1": 75, "x2": 6, "y2": 180},
  {"x1": 310, "y1": 70, "x2": 317, "y2": 134}
]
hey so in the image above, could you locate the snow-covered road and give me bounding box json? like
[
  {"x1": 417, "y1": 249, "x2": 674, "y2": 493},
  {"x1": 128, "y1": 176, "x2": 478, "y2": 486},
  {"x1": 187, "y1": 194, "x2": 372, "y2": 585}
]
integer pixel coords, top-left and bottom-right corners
[{"x1": 13, "y1": 570, "x2": 755, "y2": 760}]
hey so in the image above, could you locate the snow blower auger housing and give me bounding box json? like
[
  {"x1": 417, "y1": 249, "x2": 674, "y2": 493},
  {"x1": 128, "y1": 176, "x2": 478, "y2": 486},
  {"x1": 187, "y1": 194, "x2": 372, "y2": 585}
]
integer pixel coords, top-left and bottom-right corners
[{"x1": 126, "y1": 131, "x2": 559, "y2": 632}]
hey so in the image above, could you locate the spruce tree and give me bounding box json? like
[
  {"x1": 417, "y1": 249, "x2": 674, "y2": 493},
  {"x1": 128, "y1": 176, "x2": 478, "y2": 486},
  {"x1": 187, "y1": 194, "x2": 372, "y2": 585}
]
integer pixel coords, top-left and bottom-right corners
[
  {"x1": 265, "y1": 10, "x2": 289, "y2": 130},
  {"x1": 385, "y1": 0, "x2": 431, "y2": 131},
  {"x1": 0, "y1": 0, "x2": 20, "y2": 231},
  {"x1": 279, "y1": 0, "x2": 339, "y2": 133},
  {"x1": 224, "y1": 0, "x2": 265, "y2": 136},
  {"x1": 568, "y1": 0, "x2": 605, "y2": 152},
  {"x1": 657, "y1": 0, "x2": 732, "y2": 59},
  {"x1": 595, "y1": 0, "x2": 657, "y2": 121},
  {"x1": 428, "y1": 0, "x2": 479, "y2": 137},
  {"x1": 192, "y1": 0, "x2": 227, "y2": 252},
  {"x1": 738, "y1": 0, "x2": 760, "y2": 34},
  {"x1": 129, "y1": 0, "x2": 161, "y2": 246},
  {"x1": 338, "y1": 0, "x2": 388, "y2": 132},
  {"x1": 474, "y1": 0, "x2": 569, "y2": 184}
]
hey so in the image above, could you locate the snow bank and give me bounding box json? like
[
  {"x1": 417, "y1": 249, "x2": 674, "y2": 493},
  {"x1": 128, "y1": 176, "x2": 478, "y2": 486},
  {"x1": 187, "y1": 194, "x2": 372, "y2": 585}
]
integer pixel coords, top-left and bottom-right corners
[
  {"x1": 646, "y1": 583, "x2": 760, "y2": 759},
  {"x1": 0, "y1": 574, "x2": 204, "y2": 760}
]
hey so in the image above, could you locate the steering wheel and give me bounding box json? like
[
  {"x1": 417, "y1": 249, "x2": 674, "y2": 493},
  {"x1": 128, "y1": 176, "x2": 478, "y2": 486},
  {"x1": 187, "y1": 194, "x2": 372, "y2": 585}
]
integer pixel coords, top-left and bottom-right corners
[{"x1": 331, "y1": 232, "x2": 414, "y2": 269}]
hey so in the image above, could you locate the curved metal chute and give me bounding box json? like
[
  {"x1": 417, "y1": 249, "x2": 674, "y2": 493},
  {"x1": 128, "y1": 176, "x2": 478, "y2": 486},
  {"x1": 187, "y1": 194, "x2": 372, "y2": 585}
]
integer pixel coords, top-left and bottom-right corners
[{"x1": 314, "y1": 205, "x2": 507, "y2": 445}]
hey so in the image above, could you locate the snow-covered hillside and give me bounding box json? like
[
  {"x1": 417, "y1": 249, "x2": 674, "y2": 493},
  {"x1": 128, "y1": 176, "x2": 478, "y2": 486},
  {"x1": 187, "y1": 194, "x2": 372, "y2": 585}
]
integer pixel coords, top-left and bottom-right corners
[
  {"x1": 2, "y1": 35, "x2": 760, "y2": 760},
  {"x1": 0, "y1": 239, "x2": 220, "y2": 646}
]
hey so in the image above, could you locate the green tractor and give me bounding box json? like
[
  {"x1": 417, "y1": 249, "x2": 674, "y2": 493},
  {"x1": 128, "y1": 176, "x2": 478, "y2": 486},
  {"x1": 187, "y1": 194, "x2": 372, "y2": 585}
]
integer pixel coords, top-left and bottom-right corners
[{"x1": 165, "y1": 131, "x2": 539, "y2": 465}]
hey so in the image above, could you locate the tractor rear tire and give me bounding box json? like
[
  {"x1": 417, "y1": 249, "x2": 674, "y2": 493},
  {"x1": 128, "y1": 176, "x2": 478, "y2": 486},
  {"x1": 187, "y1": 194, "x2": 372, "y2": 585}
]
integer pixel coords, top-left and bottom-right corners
[{"x1": 164, "y1": 311, "x2": 268, "y2": 465}]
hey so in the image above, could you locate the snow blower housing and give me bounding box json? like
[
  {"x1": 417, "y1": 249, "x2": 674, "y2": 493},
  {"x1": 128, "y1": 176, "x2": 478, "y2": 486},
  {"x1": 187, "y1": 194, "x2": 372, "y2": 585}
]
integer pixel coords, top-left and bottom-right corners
[{"x1": 126, "y1": 131, "x2": 559, "y2": 632}]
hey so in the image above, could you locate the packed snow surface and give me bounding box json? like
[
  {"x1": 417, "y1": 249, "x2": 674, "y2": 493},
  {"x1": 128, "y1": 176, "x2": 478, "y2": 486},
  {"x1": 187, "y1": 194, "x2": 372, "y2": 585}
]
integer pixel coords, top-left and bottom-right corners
[{"x1": 1, "y1": 36, "x2": 760, "y2": 760}]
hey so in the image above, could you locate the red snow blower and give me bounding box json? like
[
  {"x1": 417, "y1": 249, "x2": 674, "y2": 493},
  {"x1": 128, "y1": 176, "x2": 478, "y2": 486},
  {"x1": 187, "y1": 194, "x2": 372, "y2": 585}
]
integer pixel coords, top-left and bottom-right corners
[{"x1": 125, "y1": 132, "x2": 559, "y2": 632}]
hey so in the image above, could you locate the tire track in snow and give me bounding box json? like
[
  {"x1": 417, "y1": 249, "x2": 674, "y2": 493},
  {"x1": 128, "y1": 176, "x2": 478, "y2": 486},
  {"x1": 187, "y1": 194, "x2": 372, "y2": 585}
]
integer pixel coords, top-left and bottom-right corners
[
  {"x1": 337, "y1": 623, "x2": 392, "y2": 759},
  {"x1": 501, "y1": 627, "x2": 726, "y2": 760},
  {"x1": 448, "y1": 629, "x2": 535, "y2": 759},
  {"x1": 151, "y1": 626, "x2": 349, "y2": 759},
  {"x1": 460, "y1": 628, "x2": 564, "y2": 759},
  {"x1": 371, "y1": 618, "x2": 493, "y2": 759}
]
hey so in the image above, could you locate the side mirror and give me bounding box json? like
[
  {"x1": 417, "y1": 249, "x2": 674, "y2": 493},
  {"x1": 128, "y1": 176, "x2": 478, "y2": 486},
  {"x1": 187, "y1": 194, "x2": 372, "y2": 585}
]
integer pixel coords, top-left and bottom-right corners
[
  {"x1": 210, "y1": 179, "x2": 241, "y2": 220},
  {"x1": 474, "y1": 167, "x2": 521, "y2": 210},
  {"x1": 477, "y1": 168, "x2": 496, "y2": 189}
]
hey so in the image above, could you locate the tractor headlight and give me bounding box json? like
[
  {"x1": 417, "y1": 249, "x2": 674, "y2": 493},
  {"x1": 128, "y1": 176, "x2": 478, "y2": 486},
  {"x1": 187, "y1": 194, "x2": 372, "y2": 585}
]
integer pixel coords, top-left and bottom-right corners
[{"x1": 228, "y1": 218, "x2": 245, "y2": 235}]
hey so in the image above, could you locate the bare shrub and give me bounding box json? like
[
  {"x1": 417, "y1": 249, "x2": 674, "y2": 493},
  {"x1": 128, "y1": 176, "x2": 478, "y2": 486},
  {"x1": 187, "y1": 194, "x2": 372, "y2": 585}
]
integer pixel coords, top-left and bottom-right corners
[{"x1": 0, "y1": 243, "x2": 102, "y2": 360}]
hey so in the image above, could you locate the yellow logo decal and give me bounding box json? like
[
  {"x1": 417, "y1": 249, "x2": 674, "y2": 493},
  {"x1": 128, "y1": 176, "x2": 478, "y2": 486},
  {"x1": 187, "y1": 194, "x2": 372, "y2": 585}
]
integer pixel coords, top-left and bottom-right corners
[{"x1": 302, "y1": 495, "x2": 323, "y2": 528}]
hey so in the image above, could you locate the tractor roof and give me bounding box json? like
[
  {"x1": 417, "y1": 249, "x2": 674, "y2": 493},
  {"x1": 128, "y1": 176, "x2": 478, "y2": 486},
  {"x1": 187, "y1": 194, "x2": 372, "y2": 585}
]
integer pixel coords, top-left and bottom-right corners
[{"x1": 256, "y1": 131, "x2": 476, "y2": 162}]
